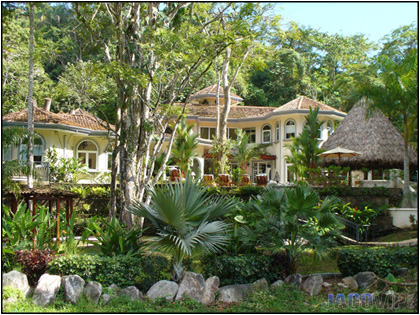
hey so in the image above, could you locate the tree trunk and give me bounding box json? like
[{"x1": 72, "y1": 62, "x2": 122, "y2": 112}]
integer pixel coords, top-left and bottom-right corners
[
  {"x1": 27, "y1": 2, "x2": 35, "y2": 191},
  {"x1": 402, "y1": 116, "x2": 411, "y2": 207}
]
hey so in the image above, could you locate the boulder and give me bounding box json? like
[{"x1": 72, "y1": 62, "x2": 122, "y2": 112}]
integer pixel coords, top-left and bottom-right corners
[
  {"x1": 302, "y1": 275, "x2": 323, "y2": 296},
  {"x1": 106, "y1": 284, "x2": 120, "y2": 297},
  {"x1": 337, "y1": 283, "x2": 348, "y2": 289},
  {"x1": 354, "y1": 272, "x2": 376, "y2": 290},
  {"x1": 62, "y1": 275, "x2": 85, "y2": 304},
  {"x1": 270, "y1": 280, "x2": 284, "y2": 288},
  {"x1": 102, "y1": 293, "x2": 111, "y2": 306},
  {"x1": 120, "y1": 286, "x2": 144, "y2": 301},
  {"x1": 84, "y1": 281, "x2": 102, "y2": 305},
  {"x1": 285, "y1": 273, "x2": 302, "y2": 289},
  {"x1": 322, "y1": 282, "x2": 332, "y2": 288},
  {"x1": 147, "y1": 280, "x2": 179, "y2": 301},
  {"x1": 175, "y1": 272, "x2": 205, "y2": 301},
  {"x1": 32, "y1": 274, "x2": 61, "y2": 306},
  {"x1": 200, "y1": 276, "x2": 219, "y2": 305},
  {"x1": 2, "y1": 270, "x2": 31, "y2": 298},
  {"x1": 342, "y1": 276, "x2": 358, "y2": 290},
  {"x1": 218, "y1": 284, "x2": 252, "y2": 303},
  {"x1": 252, "y1": 278, "x2": 268, "y2": 291}
]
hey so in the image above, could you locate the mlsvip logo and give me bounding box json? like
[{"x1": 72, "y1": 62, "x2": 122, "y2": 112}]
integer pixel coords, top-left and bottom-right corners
[{"x1": 328, "y1": 293, "x2": 373, "y2": 307}]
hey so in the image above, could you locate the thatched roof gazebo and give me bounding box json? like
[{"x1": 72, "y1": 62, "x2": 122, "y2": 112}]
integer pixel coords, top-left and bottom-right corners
[{"x1": 321, "y1": 98, "x2": 418, "y2": 170}]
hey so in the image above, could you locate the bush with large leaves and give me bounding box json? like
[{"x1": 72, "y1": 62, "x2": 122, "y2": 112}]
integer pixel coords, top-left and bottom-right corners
[
  {"x1": 239, "y1": 186, "x2": 343, "y2": 273},
  {"x1": 129, "y1": 173, "x2": 235, "y2": 282}
]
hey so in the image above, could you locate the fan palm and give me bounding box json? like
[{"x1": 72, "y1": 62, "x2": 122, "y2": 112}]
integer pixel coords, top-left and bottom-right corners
[
  {"x1": 240, "y1": 186, "x2": 343, "y2": 273},
  {"x1": 129, "y1": 173, "x2": 235, "y2": 282}
]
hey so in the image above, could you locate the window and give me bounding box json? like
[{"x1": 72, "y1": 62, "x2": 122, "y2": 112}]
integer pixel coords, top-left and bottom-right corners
[
  {"x1": 326, "y1": 121, "x2": 334, "y2": 136},
  {"x1": 2, "y1": 145, "x2": 12, "y2": 162},
  {"x1": 243, "y1": 128, "x2": 256, "y2": 143},
  {"x1": 228, "y1": 128, "x2": 238, "y2": 140},
  {"x1": 284, "y1": 120, "x2": 296, "y2": 139},
  {"x1": 19, "y1": 135, "x2": 45, "y2": 164},
  {"x1": 200, "y1": 127, "x2": 216, "y2": 140},
  {"x1": 262, "y1": 125, "x2": 272, "y2": 143},
  {"x1": 77, "y1": 140, "x2": 98, "y2": 171},
  {"x1": 285, "y1": 162, "x2": 296, "y2": 183},
  {"x1": 275, "y1": 122, "x2": 280, "y2": 141}
]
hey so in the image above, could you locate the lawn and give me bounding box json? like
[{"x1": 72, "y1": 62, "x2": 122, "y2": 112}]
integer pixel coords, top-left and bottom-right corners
[{"x1": 372, "y1": 230, "x2": 418, "y2": 242}]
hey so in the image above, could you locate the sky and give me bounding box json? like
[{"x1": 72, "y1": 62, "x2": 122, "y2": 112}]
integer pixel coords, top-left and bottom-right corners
[{"x1": 273, "y1": 2, "x2": 418, "y2": 44}]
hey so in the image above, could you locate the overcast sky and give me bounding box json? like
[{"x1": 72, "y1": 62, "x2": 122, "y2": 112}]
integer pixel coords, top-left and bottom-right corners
[{"x1": 274, "y1": 2, "x2": 418, "y2": 44}]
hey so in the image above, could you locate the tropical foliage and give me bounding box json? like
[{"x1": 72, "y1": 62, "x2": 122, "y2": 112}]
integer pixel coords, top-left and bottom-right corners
[{"x1": 129, "y1": 173, "x2": 235, "y2": 281}]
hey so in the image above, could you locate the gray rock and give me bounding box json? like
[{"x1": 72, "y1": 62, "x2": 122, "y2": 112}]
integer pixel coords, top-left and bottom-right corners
[
  {"x1": 218, "y1": 284, "x2": 252, "y2": 303},
  {"x1": 84, "y1": 281, "x2": 102, "y2": 305},
  {"x1": 147, "y1": 280, "x2": 179, "y2": 301},
  {"x1": 120, "y1": 286, "x2": 144, "y2": 301},
  {"x1": 200, "y1": 276, "x2": 219, "y2": 305},
  {"x1": 62, "y1": 275, "x2": 85, "y2": 304},
  {"x1": 2, "y1": 270, "x2": 31, "y2": 298},
  {"x1": 337, "y1": 283, "x2": 348, "y2": 289},
  {"x1": 102, "y1": 293, "x2": 111, "y2": 306},
  {"x1": 342, "y1": 276, "x2": 358, "y2": 290},
  {"x1": 285, "y1": 273, "x2": 302, "y2": 289},
  {"x1": 32, "y1": 274, "x2": 61, "y2": 306},
  {"x1": 354, "y1": 272, "x2": 376, "y2": 290},
  {"x1": 302, "y1": 275, "x2": 323, "y2": 296},
  {"x1": 252, "y1": 278, "x2": 268, "y2": 291},
  {"x1": 322, "y1": 282, "x2": 332, "y2": 288},
  {"x1": 106, "y1": 284, "x2": 120, "y2": 297},
  {"x1": 175, "y1": 272, "x2": 205, "y2": 301},
  {"x1": 270, "y1": 280, "x2": 284, "y2": 288}
]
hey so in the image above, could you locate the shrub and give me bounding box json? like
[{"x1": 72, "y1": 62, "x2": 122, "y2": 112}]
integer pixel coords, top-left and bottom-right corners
[
  {"x1": 200, "y1": 252, "x2": 291, "y2": 286},
  {"x1": 15, "y1": 249, "x2": 56, "y2": 286},
  {"x1": 47, "y1": 254, "x2": 170, "y2": 291},
  {"x1": 337, "y1": 247, "x2": 418, "y2": 278}
]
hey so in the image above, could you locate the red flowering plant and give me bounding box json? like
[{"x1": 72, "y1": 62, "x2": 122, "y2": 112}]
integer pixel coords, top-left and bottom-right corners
[{"x1": 337, "y1": 203, "x2": 377, "y2": 226}]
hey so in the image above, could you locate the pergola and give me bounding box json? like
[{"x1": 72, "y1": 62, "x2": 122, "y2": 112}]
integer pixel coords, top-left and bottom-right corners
[{"x1": 9, "y1": 188, "x2": 78, "y2": 243}]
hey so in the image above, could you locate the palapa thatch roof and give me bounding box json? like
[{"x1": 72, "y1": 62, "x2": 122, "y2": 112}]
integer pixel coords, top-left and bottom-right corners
[
  {"x1": 321, "y1": 98, "x2": 418, "y2": 170},
  {"x1": 3, "y1": 107, "x2": 114, "y2": 131}
]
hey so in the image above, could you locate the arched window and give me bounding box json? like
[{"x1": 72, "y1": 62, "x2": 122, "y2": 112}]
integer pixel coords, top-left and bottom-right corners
[
  {"x1": 19, "y1": 134, "x2": 45, "y2": 164},
  {"x1": 262, "y1": 124, "x2": 272, "y2": 143},
  {"x1": 326, "y1": 120, "x2": 334, "y2": 136},
  {"x1": 275, "y1": 121, "x2": 280, "y2": 141},
  {"x1": 284, "y1": 120, "x2": 296, "y2": 139},
  {"x1": 77, "y1": 140, "x2": 98, "y2": 171}
]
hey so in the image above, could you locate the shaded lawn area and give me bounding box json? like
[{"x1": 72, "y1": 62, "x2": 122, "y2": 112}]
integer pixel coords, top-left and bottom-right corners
[{"x1": 372, "y1": 229, "x2": 418, "y2": 242}]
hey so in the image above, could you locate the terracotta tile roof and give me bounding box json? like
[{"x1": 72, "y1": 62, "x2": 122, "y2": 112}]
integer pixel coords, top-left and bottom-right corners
[
  {"x1": 190, "y1": 84, "x2": 243, "y2": 102},
  {"x1": 183, "y1": 103, "x2": 275, "y2": 119},
  {"x1": 274, "y1": 96, "x2": 345, "y2": 114},
  {"x1": 2, "y1": 107, "x2": 113, "y2": 131}
]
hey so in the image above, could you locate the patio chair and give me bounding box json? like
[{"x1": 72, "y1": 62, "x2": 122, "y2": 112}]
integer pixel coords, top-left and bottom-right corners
[
  {"x1": 256, "y1": 174, "x2": 268, "y2": 186},
  {"x1": 170, "y1": 168, "x2": 181, "y2": 182},
  {"x1": 203, "y1": 174, "x2": 214, "y2": 186},
  {"x1": 218, "y1": 174, "x2": 231, "y2": 187},
  {"x1": 240, "y1": 174, "x2": 251, "y2": 186}
]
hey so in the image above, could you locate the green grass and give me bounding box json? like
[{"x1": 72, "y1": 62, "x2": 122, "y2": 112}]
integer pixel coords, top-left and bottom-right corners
[
  {"x1": 3, "y1": 286, "x2": 416, "y2": 313},
  {"x1": 372, "y1": 230, "x2": 418, "y2": 242},
  {"x1": 296, "y1": 249, "x2": 339, "y2": 275}
]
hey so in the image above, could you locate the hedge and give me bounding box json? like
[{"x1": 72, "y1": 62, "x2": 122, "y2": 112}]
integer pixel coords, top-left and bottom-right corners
[
  {"x1": 47, "y1": 254, "x2": 170, "y2": 291},
  {"x1": 337, "y1": 247, "x2": 418, "y2": 278},
  {"x1": 201, "y1": 252, "x2": 291, "y2": 286}
]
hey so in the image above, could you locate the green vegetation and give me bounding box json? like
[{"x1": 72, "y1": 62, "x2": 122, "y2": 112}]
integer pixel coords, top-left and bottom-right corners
[
  {"x1": 129, "y1": 174, "x2": 236, "y2": 282},
  {"x1": 373, "y1": 230, "x2": 418, "y2": 242},
  {"x1": 337, "y1": 246, "x2": 418, "y2": 277}
]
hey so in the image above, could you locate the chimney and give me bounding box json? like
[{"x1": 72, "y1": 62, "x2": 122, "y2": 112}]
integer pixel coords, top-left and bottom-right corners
[{"x1": 44, "y1": 98, "x2": 52, "y2": 111}]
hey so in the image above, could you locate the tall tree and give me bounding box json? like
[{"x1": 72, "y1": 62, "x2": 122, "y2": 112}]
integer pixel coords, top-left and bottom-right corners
[
  {"x1": 360, "y1": 24, "x2": 418, "y2": 206},
  {"x1": 27, "y1": 2, "x2": 35, "y2": 191}
]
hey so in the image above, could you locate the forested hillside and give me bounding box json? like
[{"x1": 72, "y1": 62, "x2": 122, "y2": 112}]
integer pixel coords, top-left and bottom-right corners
[{"x1": 2, "y1": 3, "x2": 417, "y2": 133}]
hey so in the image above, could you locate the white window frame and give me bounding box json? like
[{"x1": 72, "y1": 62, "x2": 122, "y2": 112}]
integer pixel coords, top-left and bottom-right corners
[
  {"x1": 275, "y1": 121, "x2": 280, "y2": 141},
  {"x1": 243, "y1": 127, "x2": 256, "y2": 143},
  {"x1": 326, "y1": 120, "x2": 334, "y2": 136},
  {"x1": 284, "y1": 119, "x2": 296, "y2": 139},
  {"x1": 227, "y1": 128, "x2": 238, "y2": 140},
  {"x1": 262, "y1": 124, "x2": 272, "y2": 144},
  {"x1": 77, "y1": 140, "x2": 98, "y2": 172},
  {"x1": 19, "y1": 136, "x2": 45, "y2": 164},
  {"x1": 285, "y1": 161, "x2": 296, "y2": 183},
  {"x1": 200, "y1": 127, "x2": 216, "y2": 140}
]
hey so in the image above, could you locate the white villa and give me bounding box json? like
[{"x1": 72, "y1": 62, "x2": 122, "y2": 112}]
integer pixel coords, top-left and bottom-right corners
[{"x1": 2, "y1": 86, "x2": 346, "y2": 184}]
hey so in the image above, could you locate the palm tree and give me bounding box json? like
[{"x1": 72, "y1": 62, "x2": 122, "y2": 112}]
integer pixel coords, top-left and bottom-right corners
[
  {"x1": 240, "y1": 186, "x2": 343, "y2": 273},
  {"x1": 232, "y1": 129, "x2": 260, "y2": 173},
  {"x1": 171, "y1": 118, "x2": 199, "y2": 176},
  {"x1": 129, "y1": 173, "x2": 235, "y2": 282}
]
